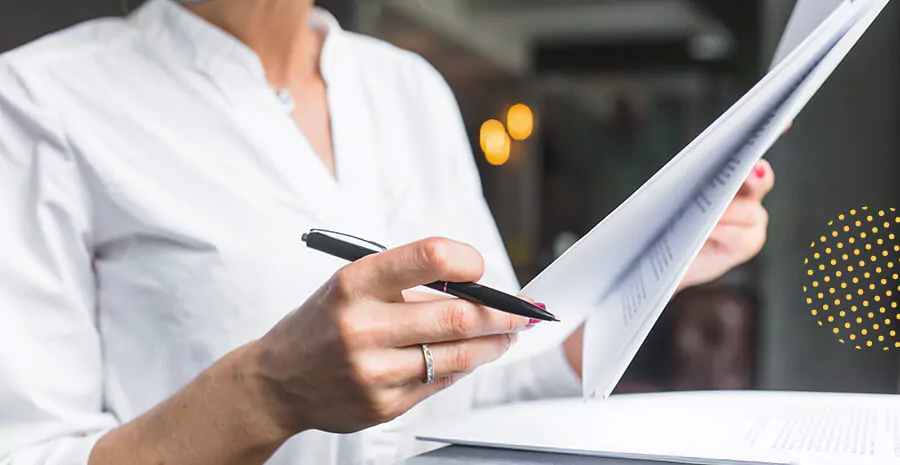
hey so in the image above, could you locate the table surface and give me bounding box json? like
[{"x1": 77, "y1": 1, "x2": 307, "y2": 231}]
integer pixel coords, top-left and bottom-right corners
[{"x1": 396, "y1": 445, "x2": 753, "y2": 465}]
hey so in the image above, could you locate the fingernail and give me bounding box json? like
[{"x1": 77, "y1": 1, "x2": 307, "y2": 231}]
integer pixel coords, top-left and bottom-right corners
[
  {"x1": 535, "y1": 303, "x2": 547, "y2": 310},
  {"x1": 754, "y1": 165, "x2": 765, "y2": 179},
  {"x1": 527, "y1": 318, "x2": 542, "y2": 327}
]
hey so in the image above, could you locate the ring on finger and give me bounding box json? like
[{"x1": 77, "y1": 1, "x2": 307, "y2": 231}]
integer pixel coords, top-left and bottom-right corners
[{"x1": 421, "y1": 344, "x2": 435, "y2": 385}]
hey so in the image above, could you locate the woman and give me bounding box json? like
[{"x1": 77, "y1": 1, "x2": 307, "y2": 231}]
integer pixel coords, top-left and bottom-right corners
[{"x1": 0, "y1": 0, "x2": 774, "y2": 464}]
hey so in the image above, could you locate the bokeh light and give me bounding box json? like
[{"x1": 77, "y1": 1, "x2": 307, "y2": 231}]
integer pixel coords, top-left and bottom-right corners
[
  {"x1": 506, "y1": 103, "x2": 534, "y2": 141},
  {"x1": 480, "y1": 119, "x2": 511, "y2": 166}
]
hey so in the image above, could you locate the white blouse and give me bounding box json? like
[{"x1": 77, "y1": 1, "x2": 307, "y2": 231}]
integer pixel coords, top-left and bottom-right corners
[{"x1": 0, "y1": 1, "x2": 579, "y2": 464}]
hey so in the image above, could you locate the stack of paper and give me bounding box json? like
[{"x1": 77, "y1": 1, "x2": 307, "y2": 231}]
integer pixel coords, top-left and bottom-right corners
[
  {"x1": 499, "y1": 0, "x2": 892, "y2": 400},
  {"x1": 405, "y1": 2, "x2": 896, "y2": 463},
  {"x1": 409, "y1": 391, "x2": 900, "y2": 465}
]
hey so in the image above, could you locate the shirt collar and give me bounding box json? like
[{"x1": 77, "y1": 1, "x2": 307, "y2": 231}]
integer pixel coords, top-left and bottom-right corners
[{"x1": 130, "y1": 0, "x2": 345, "y2": 87}]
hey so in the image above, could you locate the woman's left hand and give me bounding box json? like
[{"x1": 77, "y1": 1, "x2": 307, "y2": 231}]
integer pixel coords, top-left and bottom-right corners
[
  {"x1": 678, "y1": 159, "x2": 775, "y2": 290},
  {"x1": 562, "y1": 159, "x2": 775, "y2": 379}
]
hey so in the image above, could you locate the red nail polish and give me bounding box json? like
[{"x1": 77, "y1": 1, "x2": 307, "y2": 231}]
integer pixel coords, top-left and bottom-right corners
[
  {"x1": 754, "y1": 165, "x2": 765, "y2": 179},
  {"x1": 535, "y1": 303, "x2": 547, "y2": 310},
  {"x1": 528, "y1": 318, "x2": 541, "y2": 325}
]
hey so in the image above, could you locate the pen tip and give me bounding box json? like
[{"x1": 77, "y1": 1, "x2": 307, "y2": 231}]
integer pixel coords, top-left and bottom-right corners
[{"x1": 552, "y1": 316, "x2": 562, "y2": 322}]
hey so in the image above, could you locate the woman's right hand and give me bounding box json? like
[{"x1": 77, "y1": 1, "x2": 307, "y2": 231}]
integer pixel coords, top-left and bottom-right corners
[{"x1": 248, "y1": 237, "x2": 532, "y2": 437}]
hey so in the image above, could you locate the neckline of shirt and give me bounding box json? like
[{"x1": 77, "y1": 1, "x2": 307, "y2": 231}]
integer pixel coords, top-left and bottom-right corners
[{"x1": 129, "y1": 0, "x2": 344, "y2": 89}]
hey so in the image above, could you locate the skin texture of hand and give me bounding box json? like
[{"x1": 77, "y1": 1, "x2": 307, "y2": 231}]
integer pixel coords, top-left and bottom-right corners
[
  {"x1": 678, "y1": 159, "x2": 775, "y2": 290},
  {"x1": 562, "y1": 159, "x2": 775, "y2": 378},
  {"x1": 252, "y1": 238, "x2": 532, "y2": 436},
  {"x1": 91, "y1": 238, "x2": 531, "y2": 465}
]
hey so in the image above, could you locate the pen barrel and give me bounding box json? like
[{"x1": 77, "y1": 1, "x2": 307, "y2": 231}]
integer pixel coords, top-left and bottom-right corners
[
  {"x1": 427, "y1": 281, "x2": 555, "y2": 322},
  {"x1": 302, "y1": 230, "x2": 556, "y2": 322},
  {"x1": 304, "y1": 232, "x2": 379, "y2": 262}
]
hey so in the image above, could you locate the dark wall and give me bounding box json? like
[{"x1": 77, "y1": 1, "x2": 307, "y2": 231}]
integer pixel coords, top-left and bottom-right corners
[
  {"x1": 760, "y1": 0, "x2": 900, "y2": 392},
  {"x1": 0, "y1": 0, "x2": 356, "y2": 54},
  {"x1": 0, "y1": 0, "x2": 123, "y2": 52}
]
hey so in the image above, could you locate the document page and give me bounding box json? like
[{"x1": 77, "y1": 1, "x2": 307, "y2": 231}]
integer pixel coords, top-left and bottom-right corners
[
  {"x1": 408, "y1": 391, "x2": 900, "y2": 465},
  {"x1": 772, "y1": 0, "x2": 845, "y2": 67},
  {"x1": 501, "y1": 0, "x2": 891, "y2": 399}
]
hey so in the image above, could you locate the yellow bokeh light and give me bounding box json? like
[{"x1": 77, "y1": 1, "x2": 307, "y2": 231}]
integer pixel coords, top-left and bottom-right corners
[
  {"x1": 506, "y1": 104, "x2": 534, "y2": 141},
  {"x1": 480, "y1": 119, "x2": 511, "y2": 166}
]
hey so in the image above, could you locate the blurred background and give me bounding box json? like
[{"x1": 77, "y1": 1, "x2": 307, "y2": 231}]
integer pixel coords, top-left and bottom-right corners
[{"x1": 3, "y1": 0, "x2": 898, "y2": 394}]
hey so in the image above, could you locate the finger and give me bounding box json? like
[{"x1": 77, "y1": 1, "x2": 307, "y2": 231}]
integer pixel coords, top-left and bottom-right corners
[
  {"x1": 390, "y1": 334, "x2": 512, "y2": 385},
  {"x1": 717, "y1": 199, "x2": 768, "y2": 228},
  {"x1": 382, "y1": 298, "x2": 531, "y2": 347},
  {"x1": 401, "y1": 289, "x2": 444, "y2": 303},
  {"x1": 349, "y1": 237, "x2": 484, "y2": 301},
  {"x1": 707, "y1": 223, "x2": 767, "y2": 262},
  {"x1": 389, "y1": 372, "x2": 471, "y2": 415},
  {"x1": 414, "y1": 372, "x2": 469, "y2": 398},
  {"x1": 738, "y1": 159, "x2": 775, "y2": 201}
]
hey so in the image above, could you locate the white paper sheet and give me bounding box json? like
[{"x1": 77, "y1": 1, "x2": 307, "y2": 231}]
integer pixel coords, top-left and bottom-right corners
[
  {"x1": 501, "y1": 0, "x2": 891, "y2": 399},
  {"x1": 408, "y1": 391, "x2": 900, "y2": 465},
  {"x1": 772, "y1": 0, "x2": 846, "y2": 68}
]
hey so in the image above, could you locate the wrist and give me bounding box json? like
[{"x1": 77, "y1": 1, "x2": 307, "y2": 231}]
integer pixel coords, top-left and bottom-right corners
[
  {"x1": 90, "y1": 343, "x2": 294, "y2": 465},
  {"x1": 224, "y1": 342, "x2": 298, "y2": 449}
]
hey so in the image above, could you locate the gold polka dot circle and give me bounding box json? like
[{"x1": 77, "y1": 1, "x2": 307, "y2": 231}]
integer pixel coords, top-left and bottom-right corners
[{"x1": 803, "y1": 207, "x2": 900, "y2": 350}]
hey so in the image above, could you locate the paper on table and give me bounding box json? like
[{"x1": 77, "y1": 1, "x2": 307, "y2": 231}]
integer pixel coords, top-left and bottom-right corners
[
  {"x1": 500, "y1": 0, "x2": 890, "y2": 399},
  {"x1": 408, "y1": 391, "x2": 900, "y2": 465}
]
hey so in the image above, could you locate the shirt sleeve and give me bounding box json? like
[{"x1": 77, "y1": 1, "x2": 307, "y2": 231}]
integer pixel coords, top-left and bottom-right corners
[
  {"x1": 0, "y1": 61, "x2": 118, "y2": 464},
  {"x1": 412, "y1": 57, "x2": 582, "y2": 406}
]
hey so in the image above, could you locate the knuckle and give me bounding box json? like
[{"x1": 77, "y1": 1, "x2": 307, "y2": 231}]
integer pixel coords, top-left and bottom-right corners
[
  {"x1": 335, "y1": 312, "x2": 360, "y2": 339},
  {"x1": 335, "y1": 311, "x2": 371, "y2": 351},
  {"x1": 420, "y1": 238, "x2": 452, "y2": 272},
  {"x1": 346, "y1": 356, "x2": 371, "y2": 387},
  {"x1": 451, "y1": 343, "x2": 477, "y2": 372},
  {"x1": 329, "y1": 268, "x2": 357, "y2": 301},
  {"x1": 352, "y1": 361, "x2": 392, "y2": 388},
  {"x1": 505, "y1": 313, "x2": 524, "y2": 332},
  {"x1": 368, "y1": 392, "x2": 401, "y2": 424},
  {"x1": 434, "y1": 375, "x2": 456, "y2": 391},
  {"x1": 440, "y1": 301, "x2": 476, "y2": 337}
]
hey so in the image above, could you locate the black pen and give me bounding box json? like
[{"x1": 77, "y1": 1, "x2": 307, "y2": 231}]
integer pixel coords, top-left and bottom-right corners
[{"x1": 301, "y1": 229, "x2": 560, "y2": 322}]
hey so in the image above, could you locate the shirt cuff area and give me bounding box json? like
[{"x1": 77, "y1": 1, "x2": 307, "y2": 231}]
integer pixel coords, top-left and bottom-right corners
[
  {"x1": 473, "y1": 343, "x2": 581, "y2": 408},
  {"x1": 527, "y1": 343, "x2": 582, "y2": 399}
]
